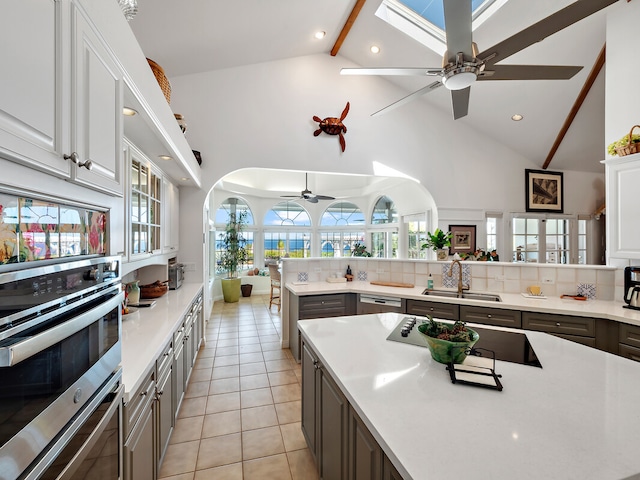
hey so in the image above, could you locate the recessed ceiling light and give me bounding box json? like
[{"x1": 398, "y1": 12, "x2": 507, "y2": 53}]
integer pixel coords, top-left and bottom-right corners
[
  {"x1": 158, "y1": 155, "x2": 173, "y2": 161},
  {"x1": 370, "y1": 45, "x2": 380, "y2": 54},
  {"x1": 511, "y1": 114, "x2": 524, "y2": 121},
  {"x1": 122, "y1": 106, "x2": 138, "y2": 116},
  {"x1": 314, "y1": 31, "x2": 326, "y2": 40},
  {"x1": 181, "y1": 177, "x2": 190, "y2": 181}
]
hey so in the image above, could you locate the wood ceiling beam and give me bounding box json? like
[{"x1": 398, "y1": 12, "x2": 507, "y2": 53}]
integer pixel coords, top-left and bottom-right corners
[
  {"x1": 331, "y1": 0, "x2": 367, "y2": 56},
  {"x1": 542, "y1": 44, "x2": 606, "y2": 170}
]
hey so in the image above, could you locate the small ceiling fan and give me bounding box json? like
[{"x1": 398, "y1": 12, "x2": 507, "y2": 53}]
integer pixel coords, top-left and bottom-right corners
[
  {"x1": 341, "y1": 0, "x2": 617, "y2": 119},
  {"x1": 280, "y1": 173, "x2": 336, "y2": 203}
]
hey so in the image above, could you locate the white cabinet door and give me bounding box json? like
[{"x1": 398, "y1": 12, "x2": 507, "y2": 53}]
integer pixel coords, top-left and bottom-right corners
[
  {"x1": 0, "y1": 0, "x2": 70, "y2": 178},
  {"x1": 70, "y1": 1, "x2": 124, "y2": 196},
  {"x1": 605, "y1": 154, "x2": 640, "y2": 260},
  {"x1": 163, "y1": 177, "x2": 180, "y2": 253}
]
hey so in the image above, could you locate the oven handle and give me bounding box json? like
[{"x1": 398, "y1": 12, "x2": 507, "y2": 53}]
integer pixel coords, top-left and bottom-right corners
[{"x1": 0, "y1": 290, "x2": 124, "y2": 367}]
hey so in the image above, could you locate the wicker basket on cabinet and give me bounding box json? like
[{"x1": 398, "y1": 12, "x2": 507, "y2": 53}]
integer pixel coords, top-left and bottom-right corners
[{"x1": 146, "y1": 58, "x2": 171, "y2": 104}]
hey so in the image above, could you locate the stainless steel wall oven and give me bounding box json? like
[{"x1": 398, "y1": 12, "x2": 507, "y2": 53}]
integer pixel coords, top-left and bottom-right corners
[{"x1": 0, "y1": 256, "x2": 123, "y2": 480}]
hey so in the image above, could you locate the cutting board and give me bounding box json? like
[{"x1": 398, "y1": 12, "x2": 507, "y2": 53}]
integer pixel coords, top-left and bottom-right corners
[{"x1": 370, "y1": 281, "x2": 415, "y2": 288}]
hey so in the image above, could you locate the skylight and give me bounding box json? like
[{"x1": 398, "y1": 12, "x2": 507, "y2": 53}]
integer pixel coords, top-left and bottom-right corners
[{"x1": 376, "y1": 0, "x2": 508, "y2": 56}]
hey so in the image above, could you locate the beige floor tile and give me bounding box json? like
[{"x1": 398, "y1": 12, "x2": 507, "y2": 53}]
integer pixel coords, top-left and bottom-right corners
[
  {"x1": 209, "y1": 377, "x2": 240, "y2": 395},
  {"x1": 240, "y1": 387, "x2": 274, "y2": 408},
  {"x1": 287, "y1": 448, "x2": 319, "y2": 480},
  {"x1": 158, "y1": 472, "x2": 194, "y2": 480},
  {"x1": 260, "y1": 334, "x2": 280, "y2": 343},
  {"x1": 242, "y1": 426, "x2": 285, "y2": 460},
  {"x1": 193, "y1": 463, "x2": 242, "y2": 480},
  {"x1": 240, "y1": 373, "x2": 270, "y2": 391},
  {"x1": 261, "y1": 341, "x2": 282, "y2": 351},
  {"x1": 196, "y1": 433, "x2": 242, "y2": 470},
  {"x1": 216, "y1": 345, "x2": 240, "y2": 355},
  {"x1": 202, "y1": 410, "x2": 241, "y2": 438},
  {"x1": 263, "y1": 349, "x2": 290, "y2": 361},
  {"x1": 185, "y1": 381, "x2": 210, "y2": 399},
  {"x1": 240, "y1": 362, "x2": 267, "y2": 376},
  {"x1": 189, "y1": 368, "x2": 212, "y2": 383},
  {"x1": 268, "y1": 370, "x2": 298, "y2": 386},
  {"x1": 218, "y1": 332, "x2": 239, "y2": 340},
  {"x1": 239, "y1": 352, "x2": 264, "y2": 364},
  {"x1": 197, "y1": 347, "x2": 216, "y2": 359},
  {"x1": 211, "y1": 365, "x2": 239, "y2": 379},
  {"x1": 275, "y1": 400, "x2": 301, "y2": 425},
  {"x1": 206, "y1": 392, "x2": 241, "y2": 414},
  {"x1": 170, "y1": 416, "x2": 204, "y2": 444},
  {"x1": 193, "y1": 357, "x2": 214, "y2": 369},
  {"x1": 238, "y1": 336, "x2": 261, "y2": 346},
  {"x1": 158, "y1": 440, "x2": 199, "y2": 477},
  {"x1": 271, "y1": 383, "x2": 302, "y2": 403},
  {"x1": 265, "y1": 359, "x2": 294, "y2": 373},
  {"x1": 178, "y1": 397, "x2": 207, "y2": 419},
  {"x1": 213, "y1": 355, "x2": 239, "y2": 367},
  {"x1": 241, "y1": 404, "x2": 278, "y2": 431},
  {"x1": 280, "y1": 422, "x2": 307, "y2": 452},
  {"x1": 243, "y1": 454, "x2": 292, "y2": 480}
]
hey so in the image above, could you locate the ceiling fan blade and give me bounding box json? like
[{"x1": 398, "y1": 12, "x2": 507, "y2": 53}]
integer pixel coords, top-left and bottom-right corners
[
  {"x1": 306, "y1": 197, "x2": 319, "y2": 204},
  {"x1": 341, "y1": 67, "x2": 442, "y2": 76},
  {"x1": 371, "y1": 81, "x2": 443, "y2": 117},
  {"x1": 443, "y1": 0, "x2": 473, "y2": 61},
  {"x1": 281, "y1": 195, "x2": 303, "y2": 199},
  {"x1": 451, "y1": 87, "x2": 470, "y2": 120},
  {"x1": 314, "y1": 195, "x2": 335, "y2": 200},
  {"x1": 478, "y1": 64, "x2": 583, "y2": 81},
  {"x1": 478, "y1": 0, "x2": 617, "y2": 67}
]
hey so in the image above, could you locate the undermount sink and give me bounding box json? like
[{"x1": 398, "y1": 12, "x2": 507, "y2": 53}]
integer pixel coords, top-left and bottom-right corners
[{"x1": 422, "y1": 289, "x2": 502, "y2": 302}]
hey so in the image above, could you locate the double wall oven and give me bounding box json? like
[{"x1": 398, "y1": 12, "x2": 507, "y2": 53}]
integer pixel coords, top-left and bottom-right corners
[{"x1": 0, "y1": 256, "x2": 123, "y2": 480}]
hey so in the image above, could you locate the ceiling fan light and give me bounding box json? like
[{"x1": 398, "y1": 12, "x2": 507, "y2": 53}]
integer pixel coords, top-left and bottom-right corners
[
  {"x1": 314, "y1": 31, "x2": 326, "y2": 40},
  {"x1": 442, "y1": 71, "x2": 476, "y2": 90}
]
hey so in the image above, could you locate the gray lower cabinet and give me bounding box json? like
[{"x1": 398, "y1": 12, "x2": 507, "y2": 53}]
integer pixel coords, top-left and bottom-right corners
[
  {"x1": 302, "y1": 338, "x2": 396, "y2": 480},
  {"x1": 383, "y1": 456, "x2": 404, "y2": 480},
  {"x1": 619, "y1": 323, "x2": 640, "y2": 361},
  {"x1": 460, "y1": 305, "x2": 522, "y2": 328},
  {"x1": 405, "y1": 299, "x2": 459, "y2": 319},
  {"x1": 522, "y1": 311, "x2": 598, "y2": 348},
  {"x1": 124, "y1": 371, "x2": 156, "y2": 480},
  {"x1": 156, "y1": 342, "x2": 174, "y2": 469},
  {"x1": 173, "y1": 322, "x2": 186, "y2": 421}
]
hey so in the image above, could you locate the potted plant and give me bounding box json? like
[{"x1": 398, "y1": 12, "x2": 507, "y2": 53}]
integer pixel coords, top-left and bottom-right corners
[
  {"x1": 219, "y1": 210, "x2": 248, "y2": 303},
  {"x1": 417, "y1": 318, "x2": 479, "y2": 364},
  {"x1": 352, "y1": 242, "x2": 372, "y2": 257},
  {"x1": 421, "y1": 228, "x2": 452, "y2": 260}
]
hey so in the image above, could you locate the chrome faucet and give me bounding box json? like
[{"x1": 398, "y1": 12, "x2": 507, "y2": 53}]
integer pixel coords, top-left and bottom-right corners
[{"x1": 448, "y1": 259, "x2": 468, "y2": 296}]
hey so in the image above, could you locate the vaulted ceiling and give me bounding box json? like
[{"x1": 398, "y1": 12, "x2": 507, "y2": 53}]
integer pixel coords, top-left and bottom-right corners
[{"x1": 129, "y1": 0, "x2": 618, "y2": 175}]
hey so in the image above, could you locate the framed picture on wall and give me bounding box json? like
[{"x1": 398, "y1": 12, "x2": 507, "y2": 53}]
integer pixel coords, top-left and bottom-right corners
[
  {"x1": 525, "y1": 169, "x2": 564, "y2": 213},
  {"x1": 449, "y1": 225, "x2": 476, "y2": 255}
]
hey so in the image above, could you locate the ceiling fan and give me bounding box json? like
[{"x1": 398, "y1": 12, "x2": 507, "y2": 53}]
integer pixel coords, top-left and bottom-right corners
[
  {"x1": 280, "y1": 173, "x2": 336, "y2": 203},
  {"x1": 341, "y1": 0, "x2": 618, "y2": 119}
]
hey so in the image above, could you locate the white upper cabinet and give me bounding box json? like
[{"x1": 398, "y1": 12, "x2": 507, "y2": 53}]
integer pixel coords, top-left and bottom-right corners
[
  {"x1": 163, "y1": 177, "x2": 180, "y2": 254},
  {"x1": 0, "y1": 0, "x2": 70, "y2": 177},
  {"x1": 70, "y1": 1, "x2": 124, "y2": 196},
  {"x1": 0, "y1": 0, "x2": 124, "y2": 196},
  {"x1": 604, "y1": 153, "x2": 640, "y2": 260}
]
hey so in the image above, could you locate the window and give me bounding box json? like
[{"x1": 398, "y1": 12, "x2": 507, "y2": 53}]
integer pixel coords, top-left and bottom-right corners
[
  {"x1": 370, "y1": 196, "x2": 399, "y2": 258},
  {"x1": 320, "y1": 202, "x2": 365, "y2": 258},
  {"x1": 512, "y1": 216, "x2": 576, "y2": 264},
  {"x1": 371, "y1": 196, "x2": 397, "y2": 225},
  {"x1": 577, "y1": 218, "x2": 587, "y2": 265},
  {"x1": 131, "y1": 158, "x2": 161, "y2": 255},
  {"x1": 407, "y1": 219, "x2": 427, "y2": 259},
  {"x1": 486, "y1": 217, "x2": 497, "y2": 252},
  {"x1": 264, "y1": 202, "x2": 311, "y2": 261},
  {"x1": 214, "y1": 198, "x2": 254, "y2": 272},
  {"x1": 545, "y1": 218, "x2": 569, "y2": 264}
]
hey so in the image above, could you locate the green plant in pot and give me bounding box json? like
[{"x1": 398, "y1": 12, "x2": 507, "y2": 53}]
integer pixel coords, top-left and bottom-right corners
[
  {"x1": 352, "y1": 242, "x2": 372, "y2": 257},
  {"x1": 421, "y1": 228, "x2": 452, "y2": 260},
  {"x1": 219, "y1": 210, "x2": 248, "y2": 303},
  {"x1": 418, "y1": 318, "x2": 479, "y2": 364}
]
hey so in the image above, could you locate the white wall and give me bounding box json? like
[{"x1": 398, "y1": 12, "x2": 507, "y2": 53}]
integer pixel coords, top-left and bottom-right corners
[{"x1": 169, "y1": 53, "x2": 606, "y2": 303}]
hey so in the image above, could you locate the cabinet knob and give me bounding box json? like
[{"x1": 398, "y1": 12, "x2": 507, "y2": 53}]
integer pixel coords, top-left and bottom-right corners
[
  {"x1": 140, "y1": 391, "x2": 147, "y2": 397},
  {"x1": 556, "y1": 322, "x2": 561, "y2": 327},
  {"x1": 429, "y1": 307, "x2": 434, "y2": 311},
  {"x1": 157, "y1": 390, "x2": 164, "y2": 396},
  {"x1": 64, "y1": 152, "x2": 92, "y2": 170},
  {"x1": 487, "y1": 314, "x2": 492, "y2": 318},
  {"x1": 313, "y1": 360, "x2": 320, "y2": 370}
]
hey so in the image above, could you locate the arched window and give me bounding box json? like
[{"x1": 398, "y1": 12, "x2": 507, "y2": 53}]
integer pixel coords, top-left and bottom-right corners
[
  {"x1": 370, "y1": 196, "x2": 398, "y2": 258},
  {"x1": 214, "y1": 198, "x2": 254, "y2": 272},
  {"x1": 371, "y1": 196, "x2": 397, "y2": 224},
  {"x1": 264, "y1": 202, "x2": 311, "y2": 261},
  {"x1": 319, "y1": 202, "x2": 365, "y2": 257}
]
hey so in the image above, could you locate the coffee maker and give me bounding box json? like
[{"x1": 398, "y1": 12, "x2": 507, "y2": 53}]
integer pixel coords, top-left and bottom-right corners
[{"x1": 624, "y1": 266, "x2": 640, "y2": 310}]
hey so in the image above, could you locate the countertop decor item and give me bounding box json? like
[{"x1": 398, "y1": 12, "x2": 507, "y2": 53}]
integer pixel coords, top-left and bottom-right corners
[
  {"x1": 607, "y1": 125, "x2": 640, "y2": 156},
  {"x1": 174, "y1": 114, "x2": 187, "y2": 133},
  {"x1": 313, "y1": 102, "x2": 349, "y2": 152},
  {"x1": 422, "y1": 228, "x2": 452, "y2": 260},
  {"x1": 147, "y1": 58, "x2": 171, "y2": 104},
  {"x1": 418, "y1": 319, "x2": 479, "y2": 364},
  {"x1": 140, "y1": 280, "x2": 169, "y2": 299}
]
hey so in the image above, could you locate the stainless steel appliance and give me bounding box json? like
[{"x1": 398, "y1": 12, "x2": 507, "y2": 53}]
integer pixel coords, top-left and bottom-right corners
[
  {"x1": 624, "y1": 266, "x2": 640, "y2": 310},
  {"x1": 0, "y1": 256, "x2": 123, "y2": 480},
  {"x1": 357, "y1": 294, "x2": 403, "y2": 314},
  {"x1": 168, "y1": 262, "x2": 184, "y2": 290}
]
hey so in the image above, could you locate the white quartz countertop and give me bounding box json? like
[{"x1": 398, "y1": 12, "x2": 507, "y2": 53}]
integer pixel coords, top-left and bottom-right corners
[
  {"x1": 121, "y1": 282, "x2": 203, "y2": 402},
  {"x1": 298, "y1": 314, "x2": 640, "y2": 480},
  {"x1": 286, "y1": 281, "x2": 640, "y2": 326}
]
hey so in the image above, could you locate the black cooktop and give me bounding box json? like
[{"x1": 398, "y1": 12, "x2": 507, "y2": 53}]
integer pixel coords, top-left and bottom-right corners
[{"x1": 387, "y1": 317, "x2": 542, "y2": 368}]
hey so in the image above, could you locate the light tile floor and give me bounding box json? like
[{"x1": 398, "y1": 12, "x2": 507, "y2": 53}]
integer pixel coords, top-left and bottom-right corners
[{"x1": 158, "y1": 295, "x2": 319, "y2": 480}]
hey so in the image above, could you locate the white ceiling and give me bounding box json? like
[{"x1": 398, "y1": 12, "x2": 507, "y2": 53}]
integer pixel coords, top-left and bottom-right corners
[{"x1": 128, "y1": 0, "x2": 616, "y2": 182}]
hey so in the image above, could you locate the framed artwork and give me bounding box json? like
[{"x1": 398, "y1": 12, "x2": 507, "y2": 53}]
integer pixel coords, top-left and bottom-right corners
[
  {"x1": 449, "y1": 225, "x2": 476, "y2": 255},
  {"x1": 525, "y1": 169, "x2": 564, "y2": 213}
]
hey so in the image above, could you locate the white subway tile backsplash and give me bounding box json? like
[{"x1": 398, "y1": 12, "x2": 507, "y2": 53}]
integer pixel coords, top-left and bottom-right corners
[
  {"x1": 520, "y1": 267, "x2": 539, "y2": 281},
  {"x1": 556, "y1": 268, "x2": 576, "y2": 283},
  {"x1": 505, "y1": 268, "x2": 521, "y2": 281},
  {"x1": 576, "y1": 269, "x2": 597, "y2": 284}
]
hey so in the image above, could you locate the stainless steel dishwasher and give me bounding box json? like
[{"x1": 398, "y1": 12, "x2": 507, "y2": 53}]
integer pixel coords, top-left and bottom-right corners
[{"x1": 357, "y1": 294, "x2": 403, "y2": 314}]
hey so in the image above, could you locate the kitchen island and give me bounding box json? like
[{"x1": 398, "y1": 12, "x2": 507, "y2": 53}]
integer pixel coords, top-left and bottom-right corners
[{"x1": 298, "y1": 313, "x2": 640, "y2": 480}]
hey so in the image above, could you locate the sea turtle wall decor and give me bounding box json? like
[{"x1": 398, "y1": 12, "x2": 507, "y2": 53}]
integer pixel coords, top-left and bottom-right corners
[{"x1": 313, "y1": 102, "x2": 350, "y2": 152}]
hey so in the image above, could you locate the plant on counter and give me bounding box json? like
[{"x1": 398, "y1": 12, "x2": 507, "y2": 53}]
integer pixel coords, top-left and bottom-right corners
[
  {"x1": 460, "y1": 248, "x2": 500, "y2": 261},
  {"x1": 421, "y1": 228, "x2": 452, "y2": 251},
  {"x1": 352, "y1": 242, "x2": 372, "y2": 257},
  {"x1": 420, "y1": 319, "x2": 473, "y2": 342},
  {"x1": 418, "y1": 317, "x2": 479, "y2": 364}
]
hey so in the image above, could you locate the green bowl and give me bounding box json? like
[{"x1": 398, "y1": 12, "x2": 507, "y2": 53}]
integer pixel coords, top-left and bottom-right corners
[{"x1": 417, "y1": 323, "x2": 479, "y2": 364}]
